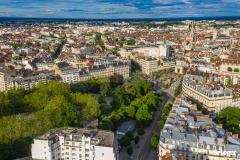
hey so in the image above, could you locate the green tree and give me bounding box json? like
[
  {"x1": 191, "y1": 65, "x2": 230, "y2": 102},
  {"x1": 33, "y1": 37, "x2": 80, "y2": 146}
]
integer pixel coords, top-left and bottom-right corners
[
  {"x1": 44, "y1": 96, "x2": 77, "y2": 128},
  {"x1": 216, "y1": 107, "x2": 240, "y2": 133},
  {"x1": 137, "y1": 128, "x2": 145, "y2": 136},
  {"x1": 72, "y1": 93, "x2": 101, "y2": 122},
  {"x1": 130, "y1": 60, "x2": 141, "y2": 72},
  {"x1": 100, "y1": 82, "x2": 111, "y2": 96},
  {"x1": 110, "y1": 74, "x2": 124, "y2": 88},
  {"x1": 158, "y1": 120, "x2": 165, "y2": 130},
  {"x1": 6, "y1": 88, "x2": 28, "y2": 114},
  {"x1": 24, "y1": 81, "x2": 71, "y2": 110},
  {"x1": 150, "y1": 133, "x2": 159, "y2": 148},
  {"x1": 126, "y1": 39, "x2": 136, "y2": 45},
  {"x1": 136, "y1": 104, "x2": 153, "y2": 124},
  {"x1": 234, "y1": 68, "x2": 240, "y2": 72},
  {"x1": 125, "y1": 105, "x2": 136, "y2": 118},
  {"x1": 134, "y1": 136, "x2": 139, "y2": 144},
  {"x1": 0, "y1": 92, "x2": 10, "y2": 117},
  {"x1": 227, "y1": 67, "x2": 233, "y2": 72},
  {"x1": 119, "y1": 135, "x2": 131, "y2": 147},
  {"x1": 126, "y1": 146, "x2": 133, "y2": 155}
]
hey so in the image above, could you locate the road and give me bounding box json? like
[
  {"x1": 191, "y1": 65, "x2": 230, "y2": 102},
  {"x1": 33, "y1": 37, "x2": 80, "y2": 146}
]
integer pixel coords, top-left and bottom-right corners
[{"x1": 137, "y1": 91, "x2": 173, "y2": 160}]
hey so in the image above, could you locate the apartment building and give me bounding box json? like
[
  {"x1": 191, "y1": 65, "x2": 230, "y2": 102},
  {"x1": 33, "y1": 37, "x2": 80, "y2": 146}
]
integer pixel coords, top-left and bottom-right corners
[
  {"x1": 138, "y1": 58, "x2": 159, "y2": 75},
  {"x1": 137, "y1": 57, "x2": 176, "y2": 75},
  {"x1": 133, "y1": 44, "x2": 171, "y2": 58},
  {"x1": 55, "y1": 60, "x2": 130, "y2": 84},
  {"x1": 31, "y1": 127, "x2": 119, "y2": 160},
  {"x1": 182, "y1": 74, "x2": 240, "y2": 112},
  {"x1": 0, "y1": 69, "x2": 55, "y2": 92},
  {"x1": 159, "y1": 98, "x2": 240, "y2": 160}
]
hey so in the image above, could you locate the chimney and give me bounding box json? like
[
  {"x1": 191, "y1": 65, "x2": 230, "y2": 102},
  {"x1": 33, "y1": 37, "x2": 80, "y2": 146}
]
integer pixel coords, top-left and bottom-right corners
[
  {"x1": 216, "y1": 124, "x2": 222, "y2": 129},
  {"x1": 226, "y1": 132, "x2": 232, "y2": 137},
  {"x1": 232, "y1": 134, "x2": 239, "y2": 139}
]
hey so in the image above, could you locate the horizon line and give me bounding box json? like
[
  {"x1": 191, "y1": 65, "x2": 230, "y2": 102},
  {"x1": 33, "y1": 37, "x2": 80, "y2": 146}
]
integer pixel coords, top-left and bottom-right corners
[{"x1": 0, "y1": 16, "x2": 240, "y2": 22}]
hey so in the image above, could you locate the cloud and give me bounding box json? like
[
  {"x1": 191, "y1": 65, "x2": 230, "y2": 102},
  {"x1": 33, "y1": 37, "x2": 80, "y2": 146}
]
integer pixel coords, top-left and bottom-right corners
[{"x1": 0, "y1": 0, "x2": 239, "y2": 18}]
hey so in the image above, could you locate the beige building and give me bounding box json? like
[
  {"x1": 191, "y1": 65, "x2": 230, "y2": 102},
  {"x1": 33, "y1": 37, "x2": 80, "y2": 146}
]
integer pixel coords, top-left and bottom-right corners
[
  {"x1": 138, "y1": 58, "x2": 159, "y2": 75},
  {"x1": 55, "y1": 61, "x2": 130, "y2": 84},
  {"x1": 137, "y1": 58, "x2": 175, "y2": 75},
  {"x1": 182, "y1": 74, "x2": 240, "y2": 112}
]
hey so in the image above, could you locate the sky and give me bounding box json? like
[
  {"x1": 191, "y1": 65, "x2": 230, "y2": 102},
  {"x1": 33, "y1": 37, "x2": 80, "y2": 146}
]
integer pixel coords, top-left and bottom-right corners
[{"x1": 0, "y1": 0, "x2": 240, "y2": 19}]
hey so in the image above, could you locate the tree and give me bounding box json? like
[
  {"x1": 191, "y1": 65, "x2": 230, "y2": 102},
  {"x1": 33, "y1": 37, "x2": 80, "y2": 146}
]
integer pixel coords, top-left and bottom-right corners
[
  {"x1": 130, "y1": 60, "x2": 141, "y2": 72},
  {"x1": 234, "y1": 68, "x2": 240, "y2": 72},
  {"x1": 6, "y1": 88, "x2": 28, "y2": 114},
  {"x1": 144, "y1": 93, "x2": 159, "y2": 110},
  {"x1": 24, "y1": 81, "x2": 71, "y2": 110},
  {"x1": 126, "y1": 146, "x2": 133, "y2": 155},
  {"x1": 72, "y1": 93, "x2": 101, "y2": 122},
  {"x1": 100, "y1": 82, "x2": 111, "y2": 96},
  {"x1": 137, "y1": 128, "x2": 145, "y2": 136},
  {"x1": 119, "y1": 135, "x2": 131, "y2": 147},
  {"x1": 126, "y1": 39, "x2": 136, "y2": 45},
  {"x1": 99, "y1": 117, "x2": 114, "y2": 130},
  {"x1": 134, "y1": 136, "x2": 139, "y2": 144},
  {"x1": 150, "y1": 133, "x2": 159, "y2": 148},
  {"x1": 216, "y1": 107, "x2": 240, "y2": 133},
  {"x1": 135, "y1": 104, "x2": 153, "y2": 124},
  {"x1": 0, "y1": 92, "x2": 10, "y2": 117},
  {"x1": 44, "y1": 96, "x2": 77, "y2": 128},
  {"x1": 125, "y1": 105, "x2": 136, "y2": 118},
  {"x1": 174, "y1": 80, "x2": 183, "y2": 97},
  {"x1": 227, "y1": 67, "x2": 233, "y2": 72},
  {"x1": 158, "y1": 120, "x2": 165, "y2": 130},
  {"x1": 110, "y1": 74, "x2": 124, "y2": 88},
  {"x1": 162, "y1": 103, "x2": 172, "y2": 116}
]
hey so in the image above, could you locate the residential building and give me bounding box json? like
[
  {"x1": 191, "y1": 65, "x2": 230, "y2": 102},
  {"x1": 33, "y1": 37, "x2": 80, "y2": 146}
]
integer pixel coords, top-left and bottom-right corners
[
  {"x1": 55, "y1": 60, "x2": 130, "y2": 84},
  {"x1": 32, "y1": 127, "x2": 119, "y2": 160},
  {"x1": 0, "y1": 69, "x2": 55, "y2": 92},
  {"x1": 159, "y1": 98, "x2": 240, "y2": 160},
  {"x1": 137, "y1": 57, "x2": 175, "y2": 75},
  {"x1": 182, "y1": 74, "x2": 240, "y2": 112}
]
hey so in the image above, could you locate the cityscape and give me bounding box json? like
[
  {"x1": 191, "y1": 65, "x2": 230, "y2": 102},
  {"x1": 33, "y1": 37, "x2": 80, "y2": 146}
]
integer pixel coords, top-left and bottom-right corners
[{"x1": 0, "y1": 1, "x2": 240, "y2": 160}]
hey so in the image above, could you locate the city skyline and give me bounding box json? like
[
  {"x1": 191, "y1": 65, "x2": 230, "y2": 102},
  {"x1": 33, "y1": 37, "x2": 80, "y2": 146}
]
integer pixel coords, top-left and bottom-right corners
[{"x1": 0, "y1": 0, "x2": 240, "y2": 19}]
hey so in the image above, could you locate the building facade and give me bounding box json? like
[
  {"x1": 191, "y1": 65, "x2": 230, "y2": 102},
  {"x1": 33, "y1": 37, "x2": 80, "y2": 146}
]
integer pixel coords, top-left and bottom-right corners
[
  {"x1": 0, "y1": 70, "x2": 55, "y2": 92},
  {"x1": 159, "y1": 98, "x2": 240, "y2": 160},
  {"x1": 182, "y1": 74, "x2": 240, "y2": 112},
  {"x1": 32, "y1": 127, "x2": 119, "y2": 160},
  {"x1": 56, "y1": 61, "x2": 130, "y2": 84}
]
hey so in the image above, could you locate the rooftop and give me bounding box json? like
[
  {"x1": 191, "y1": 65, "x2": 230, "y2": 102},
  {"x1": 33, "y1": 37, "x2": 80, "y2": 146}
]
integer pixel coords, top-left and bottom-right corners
[
  {"x1": 160, "y1": 98, "x2": 240, "y2": 154},
  {"x1": 36, "y1": 127, "x2": 114, "y2": 147}
]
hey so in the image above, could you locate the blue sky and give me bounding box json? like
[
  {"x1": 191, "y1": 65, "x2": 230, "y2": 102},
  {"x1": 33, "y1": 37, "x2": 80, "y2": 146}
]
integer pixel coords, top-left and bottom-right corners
[{"x1": 0, "y1": 0, "x2": 240, "y2": 18}]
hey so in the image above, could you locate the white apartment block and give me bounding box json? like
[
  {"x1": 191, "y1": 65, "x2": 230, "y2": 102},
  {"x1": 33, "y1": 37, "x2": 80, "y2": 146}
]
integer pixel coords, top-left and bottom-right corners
[
  {"x1": 0, "y1": 69, "x2": 55, "y2": 92},
  {"x1": 32, "y1": 127, "x2": 119, "y2": 160},
  {"x1": 133, "y1": 45, "x2": 171, "y2": 59}
]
